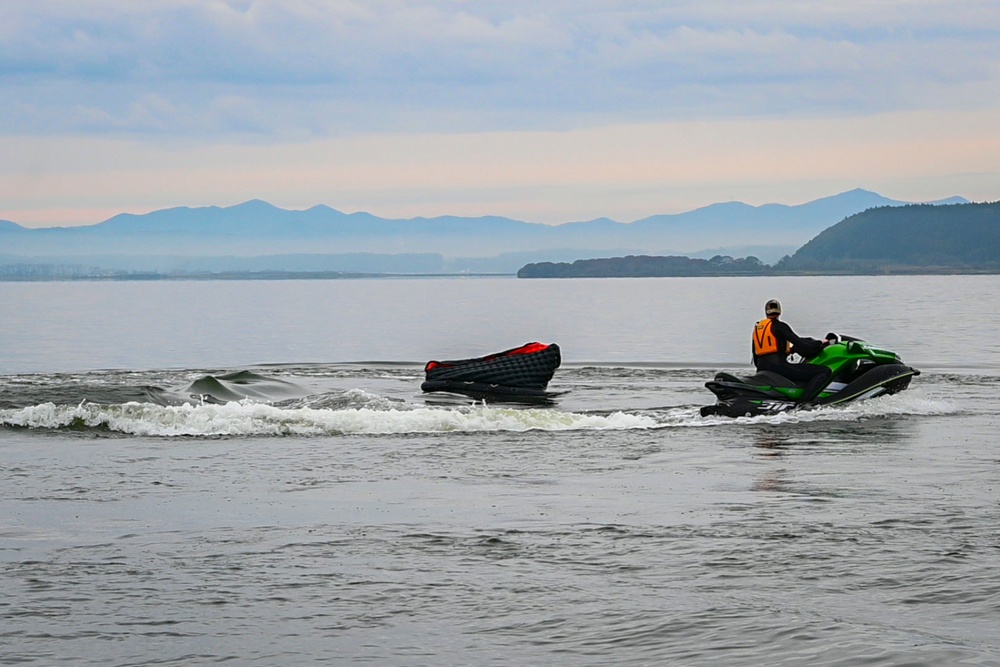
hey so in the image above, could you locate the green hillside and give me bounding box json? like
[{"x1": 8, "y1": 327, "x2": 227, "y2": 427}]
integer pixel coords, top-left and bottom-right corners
[{"x1": 779, "y1": 202, "x2": 1000, "y2": 271}]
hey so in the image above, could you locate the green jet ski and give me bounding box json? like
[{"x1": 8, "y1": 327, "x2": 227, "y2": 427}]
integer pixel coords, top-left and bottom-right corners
[{"x1": 700, "y1": 334, "x2": 920, "y2": 418}]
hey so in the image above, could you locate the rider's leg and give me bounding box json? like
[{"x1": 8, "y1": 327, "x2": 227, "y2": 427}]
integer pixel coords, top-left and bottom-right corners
[{"x1": 777, "y1": 363, "x2": 832, "y2": 402}]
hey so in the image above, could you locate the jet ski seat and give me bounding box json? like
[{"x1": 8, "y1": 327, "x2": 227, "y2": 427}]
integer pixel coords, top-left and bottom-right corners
[{"x1": 715, "y1": 370, "x2": 803, "y2": 389}]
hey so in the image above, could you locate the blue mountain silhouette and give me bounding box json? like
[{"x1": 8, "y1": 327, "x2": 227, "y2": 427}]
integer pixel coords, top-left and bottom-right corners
[{"x1": 0, "y1": 189, "x2": 970, "y2": 273}]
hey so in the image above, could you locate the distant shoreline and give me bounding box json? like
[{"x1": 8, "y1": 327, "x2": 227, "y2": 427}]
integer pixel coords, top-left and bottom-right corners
[
  {"x1": 0, "y1": 271, "x2": 516, "y2": 282},
  {"x1": 515, "y1": 267, "x2": 1000, "y2": 278},
  {"x1": 3, "y1": 268, "x2": 999, "y2": 282}
]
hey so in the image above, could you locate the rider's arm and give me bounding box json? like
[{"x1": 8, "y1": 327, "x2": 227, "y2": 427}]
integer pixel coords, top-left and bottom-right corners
[{"x1": 774, "y1": 321, "x2": 824, "y2": 359}]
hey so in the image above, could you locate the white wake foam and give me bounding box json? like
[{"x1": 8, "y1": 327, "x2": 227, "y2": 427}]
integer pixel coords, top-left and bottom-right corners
[
  {"x1": 1, "y1": 400, "x2": 656, "y2": 437},
  {"x1": 1, "y1": 386, "x2": 956, "y2": 436},
  {"x1": 693, "y1": 390, "x2": 960, "y2": 427}
]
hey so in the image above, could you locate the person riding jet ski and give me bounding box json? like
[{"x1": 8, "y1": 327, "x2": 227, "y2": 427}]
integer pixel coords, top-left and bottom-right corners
[{"x1": 752, "y1": 299, "x2": 832, "y2": 403}]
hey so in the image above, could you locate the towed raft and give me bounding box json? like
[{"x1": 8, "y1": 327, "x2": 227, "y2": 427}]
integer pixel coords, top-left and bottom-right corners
[
  {"x1": 700, "y1": 334, "x2": 919, "y2": 418},
  {"x1": 422, "y1": 342, "x2": 561, "y2": 402}
]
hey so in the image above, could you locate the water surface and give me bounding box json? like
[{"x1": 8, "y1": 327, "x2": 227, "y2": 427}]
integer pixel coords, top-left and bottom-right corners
[{"x1": 2, "y1": 276, "x2": 998, "y2": 665}]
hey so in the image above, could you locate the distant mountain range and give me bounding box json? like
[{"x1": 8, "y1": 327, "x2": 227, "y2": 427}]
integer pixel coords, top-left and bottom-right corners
[
  {"x1": 518, "y1": 202, "x2": 1000, "y2": 277},
  {"x1": 0, "y1": 189, "x2": 970, "y2": 276}
]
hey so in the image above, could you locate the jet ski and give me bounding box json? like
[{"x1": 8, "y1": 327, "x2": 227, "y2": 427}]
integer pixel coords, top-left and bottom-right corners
[
  {"x1": 421, "y1": 342, "x2": 562, "y2": 402},
  {"x1": 700, "y1": 334, "x2": 920, "y2": 418}
]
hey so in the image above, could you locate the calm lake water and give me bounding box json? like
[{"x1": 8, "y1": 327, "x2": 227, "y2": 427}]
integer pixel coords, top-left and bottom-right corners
[{"x1": 2, "y1": 275, "x2": 999, "y2": 666}]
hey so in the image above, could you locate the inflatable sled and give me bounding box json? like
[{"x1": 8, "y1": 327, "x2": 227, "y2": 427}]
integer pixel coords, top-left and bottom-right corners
[{"x1": 421, "y1": 342, "x2": 562, "y2": 402}]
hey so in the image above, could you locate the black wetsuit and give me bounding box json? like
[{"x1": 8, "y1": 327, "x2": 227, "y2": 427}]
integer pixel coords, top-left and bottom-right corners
[{"x1": 753, "y1": 319, "x2": 831, "y2": 402}]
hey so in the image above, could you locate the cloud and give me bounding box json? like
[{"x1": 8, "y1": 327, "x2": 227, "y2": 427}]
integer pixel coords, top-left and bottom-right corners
[{"x1": 2, "y1": 0, "x2": 999, "y2": 138}]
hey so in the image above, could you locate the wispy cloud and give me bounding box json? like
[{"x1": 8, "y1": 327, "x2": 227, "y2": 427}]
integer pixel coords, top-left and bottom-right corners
[{"x1": 4, "y1": 0, "x2": 999, "y2": 137}]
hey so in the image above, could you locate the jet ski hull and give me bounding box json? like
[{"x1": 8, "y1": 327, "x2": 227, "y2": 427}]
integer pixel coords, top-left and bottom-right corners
[{"x1": 701, "y1": 361, "x2": 919, "y2": 418}]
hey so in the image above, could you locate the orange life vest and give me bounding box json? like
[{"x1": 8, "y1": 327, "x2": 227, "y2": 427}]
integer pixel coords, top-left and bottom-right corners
[{"x1": 753, "y1": 318, "x2": 789, "y2": 356}]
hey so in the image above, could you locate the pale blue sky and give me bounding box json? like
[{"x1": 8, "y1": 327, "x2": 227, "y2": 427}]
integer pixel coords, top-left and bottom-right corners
[{"x1": 2, "y1": 0, "x2": 999, "y2": 227}]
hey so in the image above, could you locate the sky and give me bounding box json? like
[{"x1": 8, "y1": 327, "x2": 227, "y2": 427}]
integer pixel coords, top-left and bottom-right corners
[{"x1": 2, "y1": 0, "x2": 999, "y2": 229}]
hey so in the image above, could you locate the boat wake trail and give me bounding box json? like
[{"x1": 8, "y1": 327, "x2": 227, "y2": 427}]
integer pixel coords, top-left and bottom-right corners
[{"x1": 1, "y1": 388, "x2": 656, "y2": 437}]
